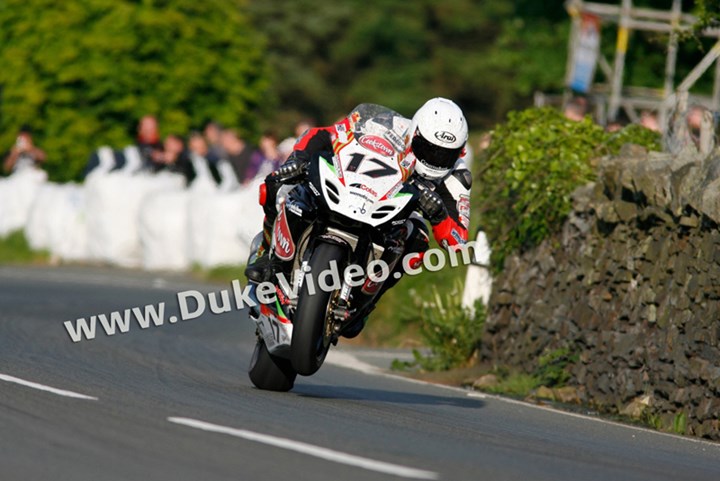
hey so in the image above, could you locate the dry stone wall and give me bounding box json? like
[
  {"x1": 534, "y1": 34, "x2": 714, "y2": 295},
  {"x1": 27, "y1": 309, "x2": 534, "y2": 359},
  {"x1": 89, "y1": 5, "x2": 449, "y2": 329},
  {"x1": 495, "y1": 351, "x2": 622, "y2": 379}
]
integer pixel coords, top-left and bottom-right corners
[{"x1": 483, "y1": 145, "x2": 720, "y2": 439}]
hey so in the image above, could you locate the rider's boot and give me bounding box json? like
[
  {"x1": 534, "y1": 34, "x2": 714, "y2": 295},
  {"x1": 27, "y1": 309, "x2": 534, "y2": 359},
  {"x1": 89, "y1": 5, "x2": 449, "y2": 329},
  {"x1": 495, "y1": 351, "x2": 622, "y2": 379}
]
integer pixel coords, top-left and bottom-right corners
[
  {"x1": 341, "y1": 305, "x2": 375, "y2": 339},
  {"x1": 244, "y1": 216, "x2": 274, "y2": 283}
]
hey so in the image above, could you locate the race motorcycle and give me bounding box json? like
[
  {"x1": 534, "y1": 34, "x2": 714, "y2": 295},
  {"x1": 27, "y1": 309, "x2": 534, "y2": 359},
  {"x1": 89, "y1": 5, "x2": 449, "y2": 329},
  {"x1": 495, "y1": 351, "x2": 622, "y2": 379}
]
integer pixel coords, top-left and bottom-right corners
[{"x1": 248, "y1": 104, "x2": 428, "y2": 392}]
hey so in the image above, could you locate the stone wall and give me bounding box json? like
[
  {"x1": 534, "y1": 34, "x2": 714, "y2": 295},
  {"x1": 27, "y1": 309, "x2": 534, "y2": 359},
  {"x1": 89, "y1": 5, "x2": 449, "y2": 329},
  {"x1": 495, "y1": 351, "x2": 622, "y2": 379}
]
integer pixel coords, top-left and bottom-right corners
[{"x1": 483, "y1": 145, "x2": 720, "y2": 439}]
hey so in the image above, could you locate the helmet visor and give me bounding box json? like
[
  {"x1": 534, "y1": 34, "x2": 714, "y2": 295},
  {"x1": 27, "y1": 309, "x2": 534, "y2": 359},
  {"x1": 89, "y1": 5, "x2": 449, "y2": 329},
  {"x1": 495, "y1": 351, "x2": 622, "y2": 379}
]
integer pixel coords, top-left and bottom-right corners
[{"x1": 411, "y1": 134, "x2": 463, "y2": 170}]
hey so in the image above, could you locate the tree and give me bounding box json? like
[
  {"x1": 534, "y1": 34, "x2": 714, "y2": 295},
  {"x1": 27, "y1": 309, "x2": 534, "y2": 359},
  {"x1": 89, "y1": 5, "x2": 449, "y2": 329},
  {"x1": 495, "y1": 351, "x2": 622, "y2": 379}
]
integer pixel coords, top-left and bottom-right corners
[
  {"x1": 247, "y1": 0, "x2": 354, "y2": 130},
  {"x1": 0, "y1": 0, "x2": 269, "y2": 181},
  {"x1": 250, "y1": 0, "x2": 569, "y2": 130}
]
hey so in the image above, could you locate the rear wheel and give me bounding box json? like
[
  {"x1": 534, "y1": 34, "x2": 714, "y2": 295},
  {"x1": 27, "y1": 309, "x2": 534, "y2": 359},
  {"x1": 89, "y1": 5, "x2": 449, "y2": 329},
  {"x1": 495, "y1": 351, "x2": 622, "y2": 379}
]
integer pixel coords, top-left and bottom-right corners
[
  {"x1": 248, "y1": 340, "x2": 297, "y2": 392},
  {"x1": 291, "y1": 242, "x2": 346, "y2": 376}
]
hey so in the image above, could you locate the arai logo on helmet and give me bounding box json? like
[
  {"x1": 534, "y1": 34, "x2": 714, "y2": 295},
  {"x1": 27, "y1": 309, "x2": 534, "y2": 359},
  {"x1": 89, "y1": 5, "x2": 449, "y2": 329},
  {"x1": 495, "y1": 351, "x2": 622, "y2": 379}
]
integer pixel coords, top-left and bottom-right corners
[
  {"x1": 434, "y1": 131, "x2": 457, "y2": 144},
  {"x1": 359, "y1": 135, "x2": 394, "y2": 157}
]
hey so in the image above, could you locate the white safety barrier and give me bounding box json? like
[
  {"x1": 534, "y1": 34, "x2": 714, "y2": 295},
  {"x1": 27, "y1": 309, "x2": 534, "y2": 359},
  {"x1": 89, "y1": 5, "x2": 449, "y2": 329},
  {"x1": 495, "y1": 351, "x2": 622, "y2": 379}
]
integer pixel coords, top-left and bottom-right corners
[
  {"x1": 85, "y1": 171, "x2": 186, "y2": 268},
  {"x1": 138, "y1": 154, "x2": 218, "y2": 271},
  {"x1": 188, "y1": 176, "x2": 264, "y2": 269},
  {"x1": 48, "y1": 184, "x2": 88, "y2": 261},
  {"x1": 26, "y1": 182, "x2": 88, "y2": 261},
  {"x1": 139, "y1": 189, "x2": 192, "y2": 270},
  {"x1": 6, "y1": 149, "x2": 267, "y2": 271},
  {"x1": 0, "y1": 167, "x2": 47, "y2": 238},
  {"x1": 25, "y1": 182, "x2": 58, "y2": 251}
]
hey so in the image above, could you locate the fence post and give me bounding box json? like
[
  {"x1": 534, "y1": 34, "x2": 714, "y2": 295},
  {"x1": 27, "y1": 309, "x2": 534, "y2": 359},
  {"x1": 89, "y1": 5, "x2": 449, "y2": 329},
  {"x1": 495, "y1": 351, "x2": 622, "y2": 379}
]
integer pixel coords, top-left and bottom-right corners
[
  {"x1": 461, "y1": 229, "x2": 493, "y2": 315},
  {"x1": 700, "y1": 109, "x2": 715, "y2": 155}
]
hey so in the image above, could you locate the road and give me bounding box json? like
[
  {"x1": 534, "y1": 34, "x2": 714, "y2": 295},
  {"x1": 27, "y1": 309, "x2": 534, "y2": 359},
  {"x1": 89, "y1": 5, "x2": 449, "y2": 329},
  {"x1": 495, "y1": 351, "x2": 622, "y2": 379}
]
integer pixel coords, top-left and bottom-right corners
[{"x1": 0, "y1": 265, "x2": 718, "y2": 481}]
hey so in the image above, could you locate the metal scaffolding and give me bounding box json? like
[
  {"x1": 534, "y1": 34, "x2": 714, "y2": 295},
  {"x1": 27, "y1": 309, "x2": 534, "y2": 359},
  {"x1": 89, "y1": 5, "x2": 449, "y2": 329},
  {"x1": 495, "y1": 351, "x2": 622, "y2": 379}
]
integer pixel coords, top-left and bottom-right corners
[{"x1": 553, "y1": 0, "x2": 720, "y2": 133}]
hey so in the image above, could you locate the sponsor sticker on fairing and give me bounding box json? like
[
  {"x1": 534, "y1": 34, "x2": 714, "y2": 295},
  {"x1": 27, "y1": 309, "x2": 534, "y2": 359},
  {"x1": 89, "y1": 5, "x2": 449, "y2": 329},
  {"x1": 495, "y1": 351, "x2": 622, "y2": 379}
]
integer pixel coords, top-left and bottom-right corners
[
  {"x1": 285, "y1": 199, "x2": 303, "y2": 217},
  {"x1": 350, "y1": 182, "x2": 378, "y2": 198},
  {"x1": 272, "y1": 203, "x2": 296, "y2": 261},
  {"x1": 384, "y1": 129, "x2": 404, "y2": 151},
  {"x1": 359, "y1": 135, "x2": 394, "y2": 157}
]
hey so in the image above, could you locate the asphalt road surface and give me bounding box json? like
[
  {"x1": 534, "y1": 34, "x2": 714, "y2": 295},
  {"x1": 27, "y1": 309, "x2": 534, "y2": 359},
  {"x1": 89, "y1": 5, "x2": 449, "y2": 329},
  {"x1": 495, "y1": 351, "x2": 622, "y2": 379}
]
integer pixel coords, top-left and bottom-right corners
[{"x1": 1, "y1": 265, "x2": 718, "y2": 481}]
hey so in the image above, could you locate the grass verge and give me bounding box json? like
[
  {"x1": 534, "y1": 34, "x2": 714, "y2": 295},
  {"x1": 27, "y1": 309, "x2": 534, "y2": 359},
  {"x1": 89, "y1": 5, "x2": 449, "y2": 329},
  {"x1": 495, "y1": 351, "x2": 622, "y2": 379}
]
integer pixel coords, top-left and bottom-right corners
[
  {"x1": 0, "y1": 230, "x2": 48, "y2": 264},
  {"x1": 192, "y1": 263, "x2": 247, "y2": 284}
]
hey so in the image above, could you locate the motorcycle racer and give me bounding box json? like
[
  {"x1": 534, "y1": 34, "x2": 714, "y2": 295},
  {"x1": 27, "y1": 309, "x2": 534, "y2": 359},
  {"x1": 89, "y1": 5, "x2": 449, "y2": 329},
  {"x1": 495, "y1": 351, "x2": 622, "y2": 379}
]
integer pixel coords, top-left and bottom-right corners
[{"x1": 245, "y1": 98, "x2": 471, "y2": 331}]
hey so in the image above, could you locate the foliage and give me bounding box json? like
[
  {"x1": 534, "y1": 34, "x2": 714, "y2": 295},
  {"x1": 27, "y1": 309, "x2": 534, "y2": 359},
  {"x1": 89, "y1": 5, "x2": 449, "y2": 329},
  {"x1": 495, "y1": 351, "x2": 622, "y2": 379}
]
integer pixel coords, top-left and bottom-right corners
[
  {"x1": 0, "y1": 230, "x2": 47, "y2": 264},
  {"x1": 394, "y1": 280, "x2": 485, "y2": 372},
  {"x1": 471, "y1": 345, "x2": 578, "y2": 398},
  {"x1": 365, "y1": 239, "x2": 466, "y2": 347},
  {"x1": 248, "y1": 0, "x2": 568, "y2": 129},
  {"x1": 535, "y1": 346, "x2": 579, "y2": 387},
  {"x1": 693, "y1": 0, "x2": 720, "y2": 32},
  {"x1": 482, "y1": 372, "x2": 539, "y2": 397},
  {"x1": 192, "y1": 263, "x2": 247, "y2": 285},
  {"x1": 605, "y1": 123, "x2": 662, "y2": 153},
  {"x1": 0, "y1": 0, "x2": 269, "y2": 182},
  {"x1": 640, "y1": 410, "x2": 664, "y2": 430},
  {"x1": 474, "y1": 107, "x2": 661, "y2": 271},
  {"x1": 672, "y1": 411, "x2": 688, "y2": 435}
]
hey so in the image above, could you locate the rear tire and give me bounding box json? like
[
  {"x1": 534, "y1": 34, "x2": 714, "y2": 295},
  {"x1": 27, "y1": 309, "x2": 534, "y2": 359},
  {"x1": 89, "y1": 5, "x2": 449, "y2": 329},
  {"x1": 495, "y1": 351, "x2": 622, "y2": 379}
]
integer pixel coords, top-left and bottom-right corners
[
  {"x1": 291, "y1": 242, "x2": 346, "y2": 376},
  {"x1": 248, "y1": 340, "x2": 297, "y2": 392}
]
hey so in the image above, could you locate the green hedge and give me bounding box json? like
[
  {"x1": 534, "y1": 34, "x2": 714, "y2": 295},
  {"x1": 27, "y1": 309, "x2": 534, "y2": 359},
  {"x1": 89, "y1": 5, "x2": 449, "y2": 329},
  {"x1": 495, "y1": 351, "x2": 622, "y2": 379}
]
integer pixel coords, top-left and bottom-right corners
[{"x1": 474, "y1": 107, "x2": 660, "y2": 271}]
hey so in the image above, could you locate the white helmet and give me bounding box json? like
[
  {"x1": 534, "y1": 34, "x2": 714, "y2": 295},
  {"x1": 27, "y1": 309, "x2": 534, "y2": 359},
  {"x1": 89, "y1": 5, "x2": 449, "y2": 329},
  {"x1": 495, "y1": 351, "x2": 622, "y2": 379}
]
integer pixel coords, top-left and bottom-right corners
[{"x1": 409, "y1": 97, "x2": 468, "y2": 180}]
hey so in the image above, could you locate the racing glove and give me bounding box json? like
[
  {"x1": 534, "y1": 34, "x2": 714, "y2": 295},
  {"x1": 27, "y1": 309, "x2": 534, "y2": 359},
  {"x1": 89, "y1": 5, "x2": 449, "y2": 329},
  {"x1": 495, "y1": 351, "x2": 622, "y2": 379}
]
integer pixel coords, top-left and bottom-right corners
[
  {"x1": 418, "y1": 188, "x2": 448, "y2": 226},
  {"x1": 275, "y1": 150, "x2": 310, "y2": 183}
]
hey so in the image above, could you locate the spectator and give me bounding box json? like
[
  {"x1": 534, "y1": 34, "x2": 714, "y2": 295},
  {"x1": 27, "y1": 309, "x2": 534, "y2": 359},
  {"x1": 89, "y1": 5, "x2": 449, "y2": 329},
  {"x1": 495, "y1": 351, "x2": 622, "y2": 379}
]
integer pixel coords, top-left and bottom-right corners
[
  {"x1": 137, "y1": 115, "x2": 164, "y2": 168},
  {"x1": 188, "y1": 131, "x2": 209, "y2": 159},
  {"x1": 278, "y1": 118, "x2": 315, "y2": 161},
  {"x1": 564, "y1": 97, "x2": 587, "y2": 122},
  {"x1": 477, "y1": 132, "x2": 492, "y2": 151},
  {"x1": 148, "y1": 134, "x2": 194, "y2": 184},
  {"x1": 686, "y1": 105, "x2": 707, "y2": 137},
  {"x1": 640, "y1": 110, "x2": 660, "y2": 132},
  {"x1": 204, "y1": 121, "x2": 225, "y2": 164},
  {"x1": 606, "y1": 122, "x2": 623, "y2": 133},
  {"x1": 188, "y1": 130, "x2": 221, "y2": 185},
  {"x1": 222, "y1": 129, "x2": 254, "y2": 183},
  {"x1": 3, "y1": 126, "x2": 46, "y2": 173},
  {"x1": 246, "y1": 130, "x2": 282, "y2": 182}
]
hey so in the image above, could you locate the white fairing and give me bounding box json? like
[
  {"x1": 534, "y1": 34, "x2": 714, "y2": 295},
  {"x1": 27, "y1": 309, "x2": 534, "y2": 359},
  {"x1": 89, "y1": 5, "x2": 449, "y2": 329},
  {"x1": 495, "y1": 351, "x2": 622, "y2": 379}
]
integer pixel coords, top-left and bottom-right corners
[
  {"x1": 318, "y1": 145, "x2": 411, "y2": 228},
  {"x1": 257, "y1": 313, "x2": 293, "y2": 355}
]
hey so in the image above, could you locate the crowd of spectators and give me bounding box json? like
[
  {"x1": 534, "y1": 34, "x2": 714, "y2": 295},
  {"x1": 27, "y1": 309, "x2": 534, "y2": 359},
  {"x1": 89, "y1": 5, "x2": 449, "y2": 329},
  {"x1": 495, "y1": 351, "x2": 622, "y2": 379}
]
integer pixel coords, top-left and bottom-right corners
[{"x1": 79, "y1": 115, "x2": 314, "y2": 187}]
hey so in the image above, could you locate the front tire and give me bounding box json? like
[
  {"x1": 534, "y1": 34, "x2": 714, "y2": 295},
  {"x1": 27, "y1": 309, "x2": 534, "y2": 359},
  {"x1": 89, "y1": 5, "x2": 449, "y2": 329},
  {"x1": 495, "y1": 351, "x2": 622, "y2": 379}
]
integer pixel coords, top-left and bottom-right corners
[
  {"x1": 248, "y1": 340, "x2": 297, "y2": 392},
  {"x1": 291, "y1": 242, "x2": 346, "y2": 376}
]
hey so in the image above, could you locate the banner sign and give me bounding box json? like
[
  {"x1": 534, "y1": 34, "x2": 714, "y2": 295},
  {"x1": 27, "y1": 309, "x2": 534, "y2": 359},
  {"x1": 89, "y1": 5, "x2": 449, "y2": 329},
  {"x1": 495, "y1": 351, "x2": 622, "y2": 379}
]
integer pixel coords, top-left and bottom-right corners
[{"x1": 568, "y1": 13, "x2": 601, "y2": 94}]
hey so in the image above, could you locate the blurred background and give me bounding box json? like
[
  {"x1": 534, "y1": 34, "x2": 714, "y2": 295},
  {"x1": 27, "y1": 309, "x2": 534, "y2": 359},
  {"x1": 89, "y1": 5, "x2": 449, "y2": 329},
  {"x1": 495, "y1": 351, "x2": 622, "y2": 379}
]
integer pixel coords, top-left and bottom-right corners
[{"x1": 0, "y1": 0, "x2": 715, "y2": 182}]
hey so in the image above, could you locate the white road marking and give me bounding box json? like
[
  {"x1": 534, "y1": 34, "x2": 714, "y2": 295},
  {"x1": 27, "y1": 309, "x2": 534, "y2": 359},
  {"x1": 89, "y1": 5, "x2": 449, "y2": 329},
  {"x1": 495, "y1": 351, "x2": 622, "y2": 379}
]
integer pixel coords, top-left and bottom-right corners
[
  {"x1": 167, "y1": 417, "x2": 439, "y2": 480},
  {"x1": 0, "y1": 373, "x2": 98, "y2": 400}
]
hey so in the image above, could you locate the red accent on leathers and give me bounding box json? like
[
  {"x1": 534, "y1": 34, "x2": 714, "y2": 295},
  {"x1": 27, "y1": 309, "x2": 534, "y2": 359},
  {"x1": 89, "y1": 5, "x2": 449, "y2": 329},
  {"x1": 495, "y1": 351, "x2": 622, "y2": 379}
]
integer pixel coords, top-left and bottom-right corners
[{"x1": 431, "y1": 216, "x2": 468, "y2": 248}]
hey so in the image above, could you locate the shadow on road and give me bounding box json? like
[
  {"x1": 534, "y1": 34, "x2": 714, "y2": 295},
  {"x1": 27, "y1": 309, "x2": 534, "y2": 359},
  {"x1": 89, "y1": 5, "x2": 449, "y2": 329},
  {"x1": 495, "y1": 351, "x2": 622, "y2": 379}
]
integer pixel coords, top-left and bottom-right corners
[{"x1": 293, "y1": 384, "x2": 485, "y2": 409}]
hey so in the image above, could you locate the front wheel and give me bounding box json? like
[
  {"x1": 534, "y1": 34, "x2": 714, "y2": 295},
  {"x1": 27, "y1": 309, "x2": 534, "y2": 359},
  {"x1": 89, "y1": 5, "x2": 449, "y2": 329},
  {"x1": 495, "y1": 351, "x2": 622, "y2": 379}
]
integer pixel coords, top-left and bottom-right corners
[
  {"x1": 291, "y1": 242, "x2": 346, "y2": 376},
  {"x1": 248, "y1": 340, "x2": 297, "y2": 391}
]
